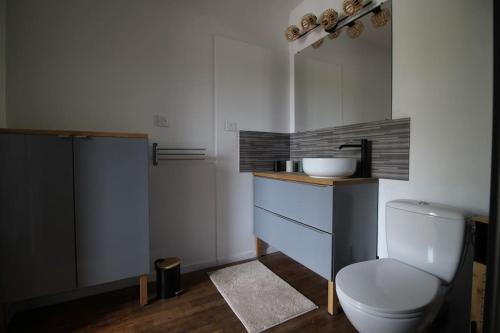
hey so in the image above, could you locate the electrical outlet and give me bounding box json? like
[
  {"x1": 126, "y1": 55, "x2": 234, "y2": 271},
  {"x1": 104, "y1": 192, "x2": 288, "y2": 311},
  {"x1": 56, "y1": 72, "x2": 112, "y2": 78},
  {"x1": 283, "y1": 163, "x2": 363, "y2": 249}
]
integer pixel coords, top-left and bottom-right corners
[
  {"x1": 154, "y1": 114, "x2": 169, "y2": 127},
  {"x1": 224, "y1": 120, "x2": 237, "y2": 132}
]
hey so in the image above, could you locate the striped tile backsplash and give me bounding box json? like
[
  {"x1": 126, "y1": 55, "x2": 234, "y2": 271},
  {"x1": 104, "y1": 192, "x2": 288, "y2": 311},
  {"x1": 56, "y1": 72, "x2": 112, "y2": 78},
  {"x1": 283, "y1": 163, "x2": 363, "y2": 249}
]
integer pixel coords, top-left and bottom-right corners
[
  {"x1": 239, "y1": 131, "x2": 290, "y2": 172},
  {"x1": 239, "y1": 118, "x2": 410, "y2": 180},
  {"x1": 291, "y1": 118, "x2": 410, "y2": 180}
]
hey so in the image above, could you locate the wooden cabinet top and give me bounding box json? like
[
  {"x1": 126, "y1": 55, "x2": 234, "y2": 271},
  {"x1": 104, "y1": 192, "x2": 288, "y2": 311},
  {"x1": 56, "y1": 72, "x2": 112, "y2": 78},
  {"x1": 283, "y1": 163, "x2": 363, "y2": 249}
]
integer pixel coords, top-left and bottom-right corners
[
  {"x1": 471, "y1": 216, "x2": 488, "y2": 224},
  {"x1": 0, "y1": 128, "x2": 148, "y2": 139},
  {"x1": 253, "y1": 172, "x2": 378, "y2": 186}
]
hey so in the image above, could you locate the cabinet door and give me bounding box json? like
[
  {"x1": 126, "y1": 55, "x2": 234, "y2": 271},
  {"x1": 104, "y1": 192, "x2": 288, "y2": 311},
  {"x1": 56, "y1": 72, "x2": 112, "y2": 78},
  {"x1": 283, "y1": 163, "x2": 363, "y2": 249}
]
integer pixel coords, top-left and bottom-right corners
[
  {"x1": 0, "y1": 134, "x2": 76, "y2": 302},
  {"x1": 74, "y1": 137, "x2": 149, "y2": 287}
]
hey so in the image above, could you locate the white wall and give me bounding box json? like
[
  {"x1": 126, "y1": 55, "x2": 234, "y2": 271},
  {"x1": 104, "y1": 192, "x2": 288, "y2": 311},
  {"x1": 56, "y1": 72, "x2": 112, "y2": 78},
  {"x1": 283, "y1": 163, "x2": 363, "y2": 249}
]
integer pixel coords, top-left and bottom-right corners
[
  {"x1": 5, "y1": 0, "x2": 298, "y2": 273},
  {"x1": 377, "y1": 0, "x2": 493, "y2": 256},
  {"x1": 0, "y1": 0, "x2": 6, "y2": 127},
  {"x1": 150, "y1": 162, "x2": 217, "y2": 272},
  {"x1": 215, "y1": 36, "x2": 289, "y2": 263}
]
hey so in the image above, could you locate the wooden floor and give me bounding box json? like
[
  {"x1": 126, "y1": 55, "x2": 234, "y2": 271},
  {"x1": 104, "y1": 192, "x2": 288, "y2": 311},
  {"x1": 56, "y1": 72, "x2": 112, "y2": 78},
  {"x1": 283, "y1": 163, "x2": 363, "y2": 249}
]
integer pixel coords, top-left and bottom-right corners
[{"x1": 8, "y1": 253, "x2": 356, "y2": 332}]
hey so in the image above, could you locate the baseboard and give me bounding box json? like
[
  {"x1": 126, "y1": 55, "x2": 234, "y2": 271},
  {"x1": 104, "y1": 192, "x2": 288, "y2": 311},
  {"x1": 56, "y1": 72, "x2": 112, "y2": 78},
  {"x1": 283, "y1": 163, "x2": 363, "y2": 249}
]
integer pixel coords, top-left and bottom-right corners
[
  {"x1": 265, "y1": 246, "x2": 278, "y2": 255},
  {"x1": 181, "y1": 259, "x2": 218, "y2": 273},
  {"x1": 216, "y1": 250, "x2": 256, "y2": 266},
  {"x1": 177, "y1": 248, "x2": 278, "y2": 273}
]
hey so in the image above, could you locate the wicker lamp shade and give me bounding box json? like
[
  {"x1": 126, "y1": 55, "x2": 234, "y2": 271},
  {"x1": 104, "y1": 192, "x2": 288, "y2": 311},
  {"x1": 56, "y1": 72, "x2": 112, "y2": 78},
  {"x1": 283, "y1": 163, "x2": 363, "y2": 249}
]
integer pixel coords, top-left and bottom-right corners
[
  {"x1": 319, "y1": 9, "x2": 339, "y2": 31},
  {"x1": 328, "y1": 29, "x2": 342, "y2": 39},
  {"x1": 342, "y1": 0, "x2": 363, "y2": 16},
  {"x1": 371, "y1": 7, "x2": 391, "y2": 28},
  {"x1": 347, "y1": 21, "x2": 364, "y2": 39},
  {"x1": 312, "y1": 38, "x2": 324, "y2": 49},
  {"x1": 285, "y1": 25, "x2": 301, "y2": 42},
  {"x1": 301, "y1": 13, "x2": 318, "y2": 32}
]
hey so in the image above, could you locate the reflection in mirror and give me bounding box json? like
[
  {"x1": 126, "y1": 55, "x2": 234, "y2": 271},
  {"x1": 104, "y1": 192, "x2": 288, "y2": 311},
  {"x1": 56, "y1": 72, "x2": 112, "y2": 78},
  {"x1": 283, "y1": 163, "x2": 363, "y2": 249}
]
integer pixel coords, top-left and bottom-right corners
[{"x1": 294, "y1": 1, "x2": 392, "y2": 132}]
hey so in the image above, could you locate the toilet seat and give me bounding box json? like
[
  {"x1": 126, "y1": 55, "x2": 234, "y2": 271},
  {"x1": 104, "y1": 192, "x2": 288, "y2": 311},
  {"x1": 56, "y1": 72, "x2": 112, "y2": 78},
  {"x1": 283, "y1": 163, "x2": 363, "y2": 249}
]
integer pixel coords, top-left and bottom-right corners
[{"x1": 336, "y1": 258, "x2": 442, "y2": 318}]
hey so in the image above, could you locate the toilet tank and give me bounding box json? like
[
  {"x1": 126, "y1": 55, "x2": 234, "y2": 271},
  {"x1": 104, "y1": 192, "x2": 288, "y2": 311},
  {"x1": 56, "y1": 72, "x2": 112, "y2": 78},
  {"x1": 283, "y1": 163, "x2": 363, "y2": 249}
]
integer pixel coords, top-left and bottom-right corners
[{"x1": 386, "y1": 200, "x2": 467, "y2": 283}]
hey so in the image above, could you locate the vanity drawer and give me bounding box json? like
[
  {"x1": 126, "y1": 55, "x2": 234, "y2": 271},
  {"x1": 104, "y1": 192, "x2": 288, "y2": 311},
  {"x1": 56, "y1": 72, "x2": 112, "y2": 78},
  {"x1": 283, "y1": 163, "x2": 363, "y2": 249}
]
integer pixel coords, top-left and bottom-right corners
[
  {"x1": 254, "y1": 176, "x2": 333, "y2": 233},
  {"x1": 254, "y1": 206, "x2": 332, "y2": 280}
]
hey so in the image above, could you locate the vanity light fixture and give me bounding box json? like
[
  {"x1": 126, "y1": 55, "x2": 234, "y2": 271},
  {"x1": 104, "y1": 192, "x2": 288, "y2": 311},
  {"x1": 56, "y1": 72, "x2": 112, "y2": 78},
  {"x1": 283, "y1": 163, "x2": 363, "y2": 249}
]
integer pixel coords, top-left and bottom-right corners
[
  {"x1": 347, "y1": 20, "x2": 364, "y2": 39},
  {"x1": 285, "y1": 25, "x2": 301, "y2": 42},
  {"x1": 320, "y1": 9, "x2": 339, "y2": 31},
  {"x1": 328, "y1": 29, "x2": 342, "y2": 39},
  {"x1": 342, "y1": 0, "x2": 363, "y2": 16},
  {"x1": 285, "y1": 1, "x2": 385, "y2": 43},
  {"x1": 311, "y1": 38, "x2": 325, "y2": 49},
  {"x1": 300, "y1": 13, "x2": 318, "y2": 32},
  {"x1": 371, "y1": 6, "x2": 391, "y2": 28}
]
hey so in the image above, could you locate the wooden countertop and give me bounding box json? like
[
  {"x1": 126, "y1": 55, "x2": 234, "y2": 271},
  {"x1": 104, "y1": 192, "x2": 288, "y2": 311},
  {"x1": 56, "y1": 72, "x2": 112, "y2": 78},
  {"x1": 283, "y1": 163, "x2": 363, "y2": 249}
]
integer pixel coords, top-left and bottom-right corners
[
  {"x1": 253, "y1": 172, "x2": 378, "y2": 186},
  {"x1": 471, "y1": 216, "x2": 488, "y2": 224},
  {"x1": 0, "y1": 128, "x2": 148, "y2": 138}
]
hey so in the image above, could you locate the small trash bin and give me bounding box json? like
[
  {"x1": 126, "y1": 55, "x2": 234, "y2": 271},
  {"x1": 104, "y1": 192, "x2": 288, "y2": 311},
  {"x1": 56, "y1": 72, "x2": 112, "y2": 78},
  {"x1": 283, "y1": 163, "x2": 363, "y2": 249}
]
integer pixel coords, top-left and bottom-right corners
[{"x1": 155, "y1": 257, "x2": 182, "y2": 299}]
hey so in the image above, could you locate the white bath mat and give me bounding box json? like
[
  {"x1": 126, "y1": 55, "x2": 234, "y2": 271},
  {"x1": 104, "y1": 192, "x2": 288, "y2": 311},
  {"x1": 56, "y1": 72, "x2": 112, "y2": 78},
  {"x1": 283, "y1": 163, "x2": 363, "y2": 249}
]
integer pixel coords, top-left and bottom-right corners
[{"x1": 208, "y1": 260, "x2": 318, "y2": 333}]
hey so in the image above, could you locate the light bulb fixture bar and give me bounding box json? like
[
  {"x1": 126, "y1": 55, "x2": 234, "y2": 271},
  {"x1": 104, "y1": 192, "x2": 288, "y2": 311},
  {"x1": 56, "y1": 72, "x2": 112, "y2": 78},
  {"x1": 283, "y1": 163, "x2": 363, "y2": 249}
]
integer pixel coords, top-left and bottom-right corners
[
  {"x1": 324, "y1": 0, "x2": 378, "y2": 34},
  {"x1": 285, "y1": 19, "x2": 320, "y2": 42},
  {"x1": 285, "y1": 0, "x2": 390, "y2": 44}
]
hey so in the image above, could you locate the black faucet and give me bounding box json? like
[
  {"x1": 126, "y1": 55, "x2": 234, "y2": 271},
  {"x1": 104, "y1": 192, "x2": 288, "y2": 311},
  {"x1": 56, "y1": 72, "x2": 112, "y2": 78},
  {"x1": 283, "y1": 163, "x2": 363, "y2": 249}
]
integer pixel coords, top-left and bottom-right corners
[{"x1": 338, "y1": 139, "x2": 371, "y2": 178}]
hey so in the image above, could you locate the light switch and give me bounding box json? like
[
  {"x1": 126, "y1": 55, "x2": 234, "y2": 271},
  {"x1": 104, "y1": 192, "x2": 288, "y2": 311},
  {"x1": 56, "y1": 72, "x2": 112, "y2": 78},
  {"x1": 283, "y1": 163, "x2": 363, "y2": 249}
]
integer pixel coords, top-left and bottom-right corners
[
  {"x1": 224, "y1": 120, "x2": 237, "y2": 132},
  {"x1": 154, "y1": 114, "x2": 169, "y2": 127}
]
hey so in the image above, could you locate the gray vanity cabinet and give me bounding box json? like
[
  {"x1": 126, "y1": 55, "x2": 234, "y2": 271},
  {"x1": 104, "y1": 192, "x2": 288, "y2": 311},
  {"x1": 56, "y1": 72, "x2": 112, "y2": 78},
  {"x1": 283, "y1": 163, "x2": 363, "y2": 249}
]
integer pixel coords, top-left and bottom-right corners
[
  {"x1": 0, "y1": 134, "x2": 77, "y2": 302},
  {"x1": 74, "y1": 137, "x2": 150, "y2": 287},
  {"x1": 253, "y1": 176, "x2": 378, "y2": 281}
]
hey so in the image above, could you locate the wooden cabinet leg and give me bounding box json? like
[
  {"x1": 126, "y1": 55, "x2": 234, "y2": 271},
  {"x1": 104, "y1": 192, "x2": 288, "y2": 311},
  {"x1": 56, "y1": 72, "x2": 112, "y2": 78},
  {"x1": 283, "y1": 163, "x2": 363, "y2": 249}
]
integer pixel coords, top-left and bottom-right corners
[
  {"x1": 255, "y1": 237, "x2": 264, "y2": 258},
  {"x1": 139, "y1": 275, "x2": 148, "y2": 306},
  {"x1": 328, "y1": 280, "x2": 340, "y2": 315}
]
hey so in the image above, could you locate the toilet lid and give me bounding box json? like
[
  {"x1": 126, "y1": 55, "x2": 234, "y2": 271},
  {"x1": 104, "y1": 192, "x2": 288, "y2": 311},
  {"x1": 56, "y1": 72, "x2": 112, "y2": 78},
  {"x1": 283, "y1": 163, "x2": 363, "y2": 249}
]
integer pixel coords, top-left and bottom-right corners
[{"x1": 336, "y1": 259, "x2": 441, "y2": 315}]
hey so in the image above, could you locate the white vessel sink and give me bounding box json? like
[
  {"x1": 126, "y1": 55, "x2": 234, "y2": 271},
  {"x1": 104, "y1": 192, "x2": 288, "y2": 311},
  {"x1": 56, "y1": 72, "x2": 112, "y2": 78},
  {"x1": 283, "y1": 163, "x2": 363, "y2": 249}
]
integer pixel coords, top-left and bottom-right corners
[{"x1": 302, "y1": 158, "x2": 357, "y2": 178}]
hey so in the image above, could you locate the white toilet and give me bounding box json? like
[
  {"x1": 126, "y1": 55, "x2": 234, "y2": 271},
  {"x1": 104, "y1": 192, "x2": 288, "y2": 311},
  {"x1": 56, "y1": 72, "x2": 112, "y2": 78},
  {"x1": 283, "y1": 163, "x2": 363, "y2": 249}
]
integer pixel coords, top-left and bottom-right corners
[{"x1": 336, "y1": 199, "x2": 467, "y2": 333}]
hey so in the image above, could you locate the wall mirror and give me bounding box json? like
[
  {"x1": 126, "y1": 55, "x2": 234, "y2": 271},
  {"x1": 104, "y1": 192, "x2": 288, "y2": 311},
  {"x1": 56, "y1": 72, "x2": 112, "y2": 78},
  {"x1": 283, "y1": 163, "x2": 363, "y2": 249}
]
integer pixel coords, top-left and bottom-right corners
[{"x1": 294, "y1": 1, "x2": 392, "y2": 132}]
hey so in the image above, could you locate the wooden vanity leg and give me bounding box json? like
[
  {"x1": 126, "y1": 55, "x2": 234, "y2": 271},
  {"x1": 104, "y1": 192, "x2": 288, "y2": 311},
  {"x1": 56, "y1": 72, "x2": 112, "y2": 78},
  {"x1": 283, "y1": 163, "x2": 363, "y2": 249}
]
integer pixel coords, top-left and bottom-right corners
[
  {"x1": 255, "y1": 237, "x2": 264, "y2": 258},
  {"x1": 328, "y1": 281, "x2": 340, "y2": 315},
  {"x1": 139, "y1": 275, "x2": 148, "y2": 306}
]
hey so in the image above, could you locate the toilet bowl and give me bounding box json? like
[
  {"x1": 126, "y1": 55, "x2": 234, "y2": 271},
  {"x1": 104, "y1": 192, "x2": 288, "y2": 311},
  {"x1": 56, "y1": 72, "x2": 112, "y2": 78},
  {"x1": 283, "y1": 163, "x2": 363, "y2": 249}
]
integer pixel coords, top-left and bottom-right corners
[
  {"x1": 336, "y1": 259, "x2": 445, "y2": 333},
  {"x1": 336, "y1": 200, "x2": 467, "y2": 333}
]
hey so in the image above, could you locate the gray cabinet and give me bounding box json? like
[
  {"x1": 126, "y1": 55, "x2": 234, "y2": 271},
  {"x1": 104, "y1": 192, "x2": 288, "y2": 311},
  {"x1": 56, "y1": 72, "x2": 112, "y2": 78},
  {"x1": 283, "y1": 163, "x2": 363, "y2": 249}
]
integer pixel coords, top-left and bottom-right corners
[
  {"x1": 74, "y1": 137, "x2": 149, "y2": 287},
  {"x1": 0, "y1": 134, "x2": 76, "y2": 302},
  {"x1": 253, "y1": 176, "x2": 378, "y2": 281},
  {"x1": 0, "y1": 132, "x2": 150, "y2": 303}
]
